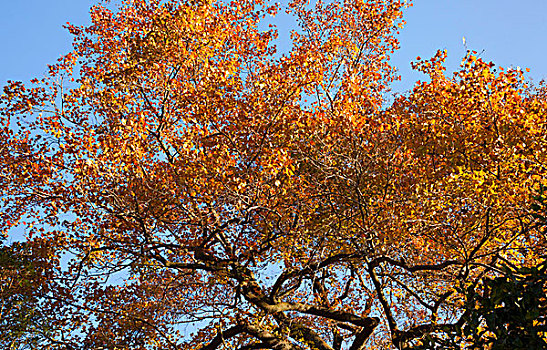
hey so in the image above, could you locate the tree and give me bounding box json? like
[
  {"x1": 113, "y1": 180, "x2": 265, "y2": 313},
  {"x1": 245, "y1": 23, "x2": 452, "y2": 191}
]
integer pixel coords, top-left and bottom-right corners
[
  {"x1": 410, "y1": 186, "x2": 547, "y2": 350},
  {"x1": 1, "y1": 0, "x2": 546, "y2": 349},
  {"x1": 407, "y1": 260, "x2": 547, "y2": 350},
  {"x1": 0, "y1": 239, "x2": 67, "y2": 349},
  {"x1": 460, "y1": 259, "x2": 547, "y2": 349}
]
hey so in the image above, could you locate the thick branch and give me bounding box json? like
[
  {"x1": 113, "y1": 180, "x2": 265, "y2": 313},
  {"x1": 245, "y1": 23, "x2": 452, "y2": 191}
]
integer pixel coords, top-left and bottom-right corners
[
  {"x1": 369, "y1": 256, "x2": 461, "y2": 272},
  {"x1": 233, "y1": 264, "x2": 379, "y2": 347},
  {"x1": 271, "y1": 254, "x2": 460, "y2": 302},
  {"x1": 201, "y1": 325, "x2": 245, "y2": 350},
  {"x1": 275, "y1": 316, "x2": 335, "y2": 350},
  {"x1": 243, "y1": 324, "x2": 304, "y2": 350}
]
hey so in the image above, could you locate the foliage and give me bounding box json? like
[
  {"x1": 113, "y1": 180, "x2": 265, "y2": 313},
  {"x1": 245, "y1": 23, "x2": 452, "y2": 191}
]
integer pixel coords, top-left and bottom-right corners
[
  {"x1": 0, "y1": 240, "x2": 66, "y2": 349},
  {"x1": 461, "y1": 261, "x2": 547, "y2": 349},
  {"x1": 455, "y1": 186, "x2": 547, "y2": 350},
  {"x1": 408, "y1": 259, "x2": 547, "y2": 350},
  {"x1": 1, "y1": 0, "x2": 547, "y2": 349},
  {"x1": 408, "y1": 187, "x2": 547, "y2": 350}
]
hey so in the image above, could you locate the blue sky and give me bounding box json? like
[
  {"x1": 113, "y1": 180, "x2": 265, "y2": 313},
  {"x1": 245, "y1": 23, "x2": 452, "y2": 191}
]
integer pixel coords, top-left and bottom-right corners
[
  {"x1": 391, "y1": 0, "x2": 547, "y2": 91},
  {"x1": 1, "y1": 0, "x2": 546, "y2": 92}
]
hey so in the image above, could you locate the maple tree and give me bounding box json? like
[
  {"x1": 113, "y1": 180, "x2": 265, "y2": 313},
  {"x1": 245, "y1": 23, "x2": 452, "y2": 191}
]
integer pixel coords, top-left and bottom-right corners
[{"x1": 1, "y1": 0, "x2": 547, "y2": 349}]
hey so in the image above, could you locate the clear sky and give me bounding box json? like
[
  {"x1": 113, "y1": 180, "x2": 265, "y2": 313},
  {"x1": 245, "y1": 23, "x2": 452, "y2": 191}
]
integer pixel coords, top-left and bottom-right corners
[
  {"x1": 1, "y1": 0, "x2": 546, "y2": 92},
  {"x1": 391, "y1": 0, "x2": 547, "y2": 92}
]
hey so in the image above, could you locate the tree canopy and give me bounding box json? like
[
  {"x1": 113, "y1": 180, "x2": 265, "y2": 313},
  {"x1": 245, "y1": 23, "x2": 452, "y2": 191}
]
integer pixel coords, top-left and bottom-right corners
[{"x1": 1, "y1": 0, "x2": 546, "y2": 349}]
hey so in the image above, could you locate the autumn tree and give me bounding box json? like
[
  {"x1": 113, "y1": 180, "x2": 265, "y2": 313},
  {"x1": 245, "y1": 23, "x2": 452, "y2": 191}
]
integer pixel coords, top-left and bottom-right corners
[
  {"x1": 409, "y1": 186, "x2": 547, "y2": 349},
  {"x1": 1, "y1": 0, "x2": 546, "y2": 349}
]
